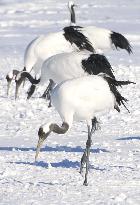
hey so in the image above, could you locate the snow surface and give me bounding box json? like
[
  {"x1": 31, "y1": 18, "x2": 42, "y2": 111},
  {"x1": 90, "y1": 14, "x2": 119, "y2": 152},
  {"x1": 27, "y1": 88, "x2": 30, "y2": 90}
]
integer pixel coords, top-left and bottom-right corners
[{"x1": 0, "y1": 0, "x2": 140, "y2": 204}]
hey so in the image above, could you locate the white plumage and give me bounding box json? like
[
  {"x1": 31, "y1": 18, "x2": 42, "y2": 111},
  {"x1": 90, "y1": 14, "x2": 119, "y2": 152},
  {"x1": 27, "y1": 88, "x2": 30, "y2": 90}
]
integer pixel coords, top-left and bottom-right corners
[
  {"x1": 24, "y1": 32, "x2": 74, "y2": 75},
  {"x1": 16, "y1": 50, "x2": 115, "y2": 99},
  {"x1": 6, "y1": 1, "x2": 77, "y2": 96},
  {"x1": 40, "y1": 51, "x2": 89, "y2": 85},
  {"x1": 8, "y1": 1, "x2": 132, "y2": 98},
  {"x1": 24, "y1": 24, "x2": 131, "y2": 76},
  {"x1": 34, "y1": 74, "x2": 133, "y2": 185},
  {"x1": 81, "y1": 26, "x2": 111, "y2": 51},
  {"x1": 51, "y1": 75, "x2": 115, "y2": 127},
  {"x1": 64, "y1": 3, "x2": 132, "y2": 54},
  {"x1": 15, "y1": 23, "x2": 131, "y2": 98},
  {"x1": 24, "y1": 1, "x2": 77, "y2": 75}
]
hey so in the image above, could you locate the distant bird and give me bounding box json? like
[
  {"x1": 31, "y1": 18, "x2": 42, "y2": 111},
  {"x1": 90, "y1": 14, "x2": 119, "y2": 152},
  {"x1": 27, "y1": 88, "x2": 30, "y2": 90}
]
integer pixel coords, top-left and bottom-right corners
[
  {"x1": 34, "y1": 74, "x2": 135, "y2": 185},
  {"x1": 15, "y1": 51, "x2": 115, "y2": 101}
]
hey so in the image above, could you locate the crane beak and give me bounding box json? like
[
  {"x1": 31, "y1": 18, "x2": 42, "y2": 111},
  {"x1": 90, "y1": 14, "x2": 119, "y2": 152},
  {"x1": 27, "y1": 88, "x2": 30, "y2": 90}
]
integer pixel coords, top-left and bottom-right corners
[
  {"x1": 27, "y1": 84, "x2": 36, "y2": 100},
  {"x1": 15, "y1": 78, "x2": 23, "y2": 99},
  {"x1": 15, "y1": 82, "x2": 19, "y2": 99},
  {"x1": 7, "y1": 80, "x2": 12, "y2": 96},
  {"x1": 35, "y1": 128, "x2": 51, "y2": 162},
  {"x1": 35, "y1": 138, "x2": 45, "y2": 162},
  {"x1": 6, "y1": 75, "x2": 12, "y2": 96}
]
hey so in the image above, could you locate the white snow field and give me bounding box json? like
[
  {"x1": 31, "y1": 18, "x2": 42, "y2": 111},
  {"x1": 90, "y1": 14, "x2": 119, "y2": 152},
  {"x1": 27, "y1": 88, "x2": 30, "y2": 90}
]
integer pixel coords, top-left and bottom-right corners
[{"x1": 0, "y1": 0, "x2": 140, "y2": 204}]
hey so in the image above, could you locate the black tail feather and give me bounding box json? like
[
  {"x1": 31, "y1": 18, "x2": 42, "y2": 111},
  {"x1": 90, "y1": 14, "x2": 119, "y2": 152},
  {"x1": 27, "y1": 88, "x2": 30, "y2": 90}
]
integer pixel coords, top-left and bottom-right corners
[
  {"x1": 63, "y1": 26, "x2": 95, "y2": 53},
  {"x1": 82, "y1": 54, "x2": 115, "y2": 79},
  {"x1": 103, "y1": 76, "x2": 135, "y2": 87},
  {"x1": 111, "y1": 32, "x2": 132, "y2": 54},
  {"x1": 115, "y1": 80, "x2": 136, "y2": 86},
  {"x1": 103, "y1": 75, "x2": 135, "y2": 112},
  {"x1": 114, "y1": 105, "x2": 120, "y2": 112},
  {"x1": 110, "y1": 83, "x2": 130, "y2": 113}
]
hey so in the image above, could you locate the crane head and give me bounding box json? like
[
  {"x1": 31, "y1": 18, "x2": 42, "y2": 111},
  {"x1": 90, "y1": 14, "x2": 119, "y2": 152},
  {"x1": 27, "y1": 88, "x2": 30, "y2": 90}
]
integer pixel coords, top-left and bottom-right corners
[
  {"x1": 6, "y1": 72, "x2": 13, "y2": 96},
  {"x1": 35, "y1": 123, "x2": 52, "y2": 161},
  {"x1": 6, "y1": 70, "x2": 20, "y2": 96},
  {"x1": 15, "y1": 72, "x2": 25, "y2": 99},
  {"x1": 68, "y1": 1, "x2": 77, "y2": 10}
]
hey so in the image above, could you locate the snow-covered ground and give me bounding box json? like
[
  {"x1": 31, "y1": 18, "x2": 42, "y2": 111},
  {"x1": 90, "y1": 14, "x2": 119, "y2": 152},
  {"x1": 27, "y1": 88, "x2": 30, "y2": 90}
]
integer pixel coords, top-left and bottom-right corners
[{"x1": 0, "y1": 0, "x2": 140, "y2": 204}]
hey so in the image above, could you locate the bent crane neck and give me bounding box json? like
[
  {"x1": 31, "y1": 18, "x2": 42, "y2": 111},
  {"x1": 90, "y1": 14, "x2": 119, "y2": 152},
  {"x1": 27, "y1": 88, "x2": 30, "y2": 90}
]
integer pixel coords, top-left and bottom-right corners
[
  {"x1": 21, "y1": 72, "x2": 40, "y2": 84},
  {"x1": 50, "y1": 122, "x2": 69, "y2": 134}
]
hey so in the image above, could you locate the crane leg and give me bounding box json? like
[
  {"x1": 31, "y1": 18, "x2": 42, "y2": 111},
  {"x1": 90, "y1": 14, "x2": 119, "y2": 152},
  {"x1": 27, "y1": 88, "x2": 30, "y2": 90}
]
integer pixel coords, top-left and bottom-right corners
[
  {"x1": 80, "y1": 117, "x2": 100, "y2": 185},
  {"x1": 83, "y1": 125, "x2": 92, "y2": 186},
  {"x1": 41, "y1": 84, "x2": 51, "y2": 99},
  {"x1": 27, "y1": 84, "x2": 36, "y2": 99},
  {"x1": 40, "y1": 79, "x2": 55, "y2": 107}
]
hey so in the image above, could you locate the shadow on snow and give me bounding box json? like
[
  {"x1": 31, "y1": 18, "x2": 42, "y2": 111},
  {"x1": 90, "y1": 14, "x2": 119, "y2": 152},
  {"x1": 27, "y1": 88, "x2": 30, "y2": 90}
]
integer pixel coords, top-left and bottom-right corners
[
  {"x1": 0, "y1": 145, "x2": 109, "y2": 153},
  {"x1": 13, "y1": 159, "x2": 80, "y2": 169},
  {"x1": 10, "y1": 160, "x2": 107, "y2": 171},
  {"x1": 2, "y1": 145, "x2": 109, "y2": 170},
  {"x1": 116, "y1": 136, "x2": 140, "y2": 141}
]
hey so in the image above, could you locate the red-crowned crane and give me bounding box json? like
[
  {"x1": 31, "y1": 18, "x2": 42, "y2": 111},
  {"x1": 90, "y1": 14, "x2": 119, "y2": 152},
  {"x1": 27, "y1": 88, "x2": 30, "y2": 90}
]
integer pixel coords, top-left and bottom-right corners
[
  {"x1": 34, "y1": 74, "x2": 135, "y2": 185},
  {"x1": 64, "y1": 1, "x2": 132, "y2": 54},
  {"x1": 15, "y1": 51, "x2": 116, "y2": 101}
]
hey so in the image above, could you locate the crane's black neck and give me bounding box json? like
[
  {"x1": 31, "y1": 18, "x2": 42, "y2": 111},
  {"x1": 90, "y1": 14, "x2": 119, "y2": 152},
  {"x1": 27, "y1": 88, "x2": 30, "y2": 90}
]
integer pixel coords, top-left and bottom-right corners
[
  {"x1": 71, "y1": 5, "x2": 76, "y2": 25},
  {"x1": 50, "y1": 122, "x2": 69, "y2": 134},
  {"x1": 20, "y1": 72, "x2": 40, "y2": 84}
]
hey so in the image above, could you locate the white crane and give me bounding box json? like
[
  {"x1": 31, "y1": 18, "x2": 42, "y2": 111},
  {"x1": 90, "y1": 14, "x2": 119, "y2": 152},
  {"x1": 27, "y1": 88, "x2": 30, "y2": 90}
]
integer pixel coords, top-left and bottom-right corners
[
  {"x1": 15, "y1": 51, "x2": 116, "y2": 101},
  {"x1": 34, "y1": 74, "x2": 134, "y2": 185},
  {"x1": 64, "y1": 2, "x2": 132, "y2": 54}
]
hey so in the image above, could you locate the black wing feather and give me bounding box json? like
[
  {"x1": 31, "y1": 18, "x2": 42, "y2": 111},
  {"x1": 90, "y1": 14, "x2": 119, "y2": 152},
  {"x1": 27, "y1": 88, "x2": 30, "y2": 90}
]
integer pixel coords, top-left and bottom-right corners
[
  {"x1": 103, "y1": 76, "x2": 135, "y2": 112},
  {"x1": 82, "y1": 54, "x2": 115, "y2": 79},
  {"x1": 111, "y1": 32, "x2": 132, "y2": 54},
  {"x1": 63, "y1": 26, "x2": 95, "y2": 53}
]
